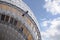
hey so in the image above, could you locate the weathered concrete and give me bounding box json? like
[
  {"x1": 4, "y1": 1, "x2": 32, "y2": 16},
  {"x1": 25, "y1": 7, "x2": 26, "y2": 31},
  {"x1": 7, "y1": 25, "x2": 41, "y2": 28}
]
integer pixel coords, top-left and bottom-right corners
[
  {"x1": 0, "y1": 0, "x2": 41, "y2": 40},
  {"x1": 0, "y1": 23, "x2": 25, "y2": 40}
]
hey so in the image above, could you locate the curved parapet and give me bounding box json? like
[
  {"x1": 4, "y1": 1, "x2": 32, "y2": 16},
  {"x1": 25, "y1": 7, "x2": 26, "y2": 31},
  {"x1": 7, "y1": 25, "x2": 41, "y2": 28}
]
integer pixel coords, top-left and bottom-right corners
[{"x1": 0, "y1": 0, "x2": 41, "y2": 40}]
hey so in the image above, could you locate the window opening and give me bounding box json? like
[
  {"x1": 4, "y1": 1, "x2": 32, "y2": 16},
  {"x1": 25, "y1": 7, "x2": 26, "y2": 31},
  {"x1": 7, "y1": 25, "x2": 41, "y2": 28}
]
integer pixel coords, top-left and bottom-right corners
[
  {"x1": 5, "y1": 15, "x2": 9, "y2": 22},
  {"x1": 13, "y1": 20, "x2": 17, "y2": 26},
  {"x1": 19, "y1": 27, "x2": 23, "y2": 33},
  {"x1": 1, "y1": 14, "x2": 5, "y2": 21}
]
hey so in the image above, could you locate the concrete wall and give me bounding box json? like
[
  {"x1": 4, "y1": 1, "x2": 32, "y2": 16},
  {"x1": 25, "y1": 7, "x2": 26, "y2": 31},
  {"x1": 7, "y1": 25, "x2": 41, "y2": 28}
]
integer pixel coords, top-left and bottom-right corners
[{"x1": 0, "y1": 1, "x2": 41, "y2": 40}]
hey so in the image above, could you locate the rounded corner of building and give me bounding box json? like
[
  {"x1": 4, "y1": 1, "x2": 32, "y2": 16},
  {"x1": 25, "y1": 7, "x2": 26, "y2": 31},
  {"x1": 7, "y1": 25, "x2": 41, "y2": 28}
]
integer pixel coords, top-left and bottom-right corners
[{"x1": 0, "y1": 0, "x2": 41, "y2": 40}]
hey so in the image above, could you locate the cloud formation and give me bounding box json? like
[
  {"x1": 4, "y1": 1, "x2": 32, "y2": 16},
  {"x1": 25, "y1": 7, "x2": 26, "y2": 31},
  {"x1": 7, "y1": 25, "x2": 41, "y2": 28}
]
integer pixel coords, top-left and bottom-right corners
[
  {"x1": 41, "y1": 20, "x2": 50, "y2": 27},
  {"x1": 41, "y1": 17, "x2": 60, "y2": 40},
  {"x1": 44, "y1": 0, "x2": 60, "y2": 15}
]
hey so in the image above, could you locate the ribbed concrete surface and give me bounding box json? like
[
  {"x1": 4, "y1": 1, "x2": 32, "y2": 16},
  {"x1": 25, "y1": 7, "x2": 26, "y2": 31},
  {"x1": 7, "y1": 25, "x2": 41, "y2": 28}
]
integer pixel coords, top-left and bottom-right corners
[{"x1": 0, "y1": 23, "x2": 25, "y2": 40}]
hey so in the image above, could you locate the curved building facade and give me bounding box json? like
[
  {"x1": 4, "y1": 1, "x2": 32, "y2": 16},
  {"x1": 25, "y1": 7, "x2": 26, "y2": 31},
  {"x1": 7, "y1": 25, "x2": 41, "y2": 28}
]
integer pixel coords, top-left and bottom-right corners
[{"x1": 0, "y1": 0, "x2": 41, "y2": 40}]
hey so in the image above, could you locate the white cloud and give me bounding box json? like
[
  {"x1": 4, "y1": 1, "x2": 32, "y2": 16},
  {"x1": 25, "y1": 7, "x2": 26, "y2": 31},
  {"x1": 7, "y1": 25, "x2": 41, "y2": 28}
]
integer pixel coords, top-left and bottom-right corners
[
  {"x1": 40, "y1": 18, "x2": 47, "y2": 21},
  {"x1": 42, "y1": 21, "x2": 50, "y2": 27},
  {"x1": 41, "y1": 17, "x2": 60, "y2": 40},
  {"x1": 44, "y1": 0, "x2": 60, "y2": 15}
]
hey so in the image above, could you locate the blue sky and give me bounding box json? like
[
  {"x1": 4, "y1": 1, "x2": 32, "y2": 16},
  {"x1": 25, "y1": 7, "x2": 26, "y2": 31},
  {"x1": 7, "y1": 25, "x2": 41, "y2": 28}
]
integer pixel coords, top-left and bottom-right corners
[
  {"x1": 23, "y1": 0, "x2": 47, "y2": 30},
  {"x1": 23, "y1": 0, "x2": 60, "y2": 40}
]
